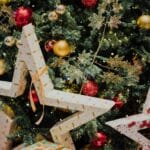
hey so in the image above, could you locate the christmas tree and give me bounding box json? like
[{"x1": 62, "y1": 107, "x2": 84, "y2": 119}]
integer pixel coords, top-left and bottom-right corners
[{"x1": 0, "y1": 0, "x2": 150, "y2": 149}]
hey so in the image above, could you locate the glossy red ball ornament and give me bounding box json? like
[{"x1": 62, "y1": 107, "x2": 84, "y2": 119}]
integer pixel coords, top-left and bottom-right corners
[
  {"x1": 44, "y1": 40, "x2": 56, "y2": 52},
  {"x1": 82, "y1": 81, "x2": 99, "y2": 96},
  {"x1": 114, "y1": 100, "x2": 124, "y2": 109},
  {"x1": 91, "y1": 132, "x2": 107, "y2": 148},
  {"x1": 113, "y1": 95, "x2": 124, "y2": 109},
  {"x1": 81, "y1": 0, "x2": 97, "y2": 8},
  {"x1": 13, "y1": 6, "x2": 32, "y2": 27},
  {"x1": 92, "y1": 140, "x2": 103, "y2": 148},
  {"x1": 28, "y1": 89, "x2": 39, "y2": 104},
  {"x1": 96, "y1": 132, "x2": 107, "y2": 141}
]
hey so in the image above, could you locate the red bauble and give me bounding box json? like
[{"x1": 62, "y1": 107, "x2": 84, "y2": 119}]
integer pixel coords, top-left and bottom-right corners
[
  {"x1": 13, "y1": 6, "x2": 32, "y2": 27},
  {"x1": 113, "y1": 96, "x2": 124, "y2": 109},
  {"x1": 91, "y1": 132, "x2": 107, "y2": 148},
  {"x1": 44, "y1": 40, "x2": 56, "y2": 52},
  {"x1": 28, "y1": 89, "x2": 39, "y2": 104},
  {"x1": 82, "y1": 81, "x2": 99, "y2": 96},
  {"x1": 81, "y1": 0, "x2": 97, "y2": 8},
  {"x1": 92, "y1": 140, "x2": 103, "y2": 148},
  {"x1": 96, "y1": 132, "x2": 107, "y2": 141},
  {"x1": 114, "y1": 100, "x2": 124, "y2": 109}
]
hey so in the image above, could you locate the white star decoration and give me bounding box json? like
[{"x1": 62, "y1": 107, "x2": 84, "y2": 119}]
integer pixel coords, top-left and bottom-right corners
[
  {"x1": 106, "y1": 88, "x2": 150, "y2": 150},
  {"x1": 0, "y1": 24, "x2": 114, "y2": 149}
]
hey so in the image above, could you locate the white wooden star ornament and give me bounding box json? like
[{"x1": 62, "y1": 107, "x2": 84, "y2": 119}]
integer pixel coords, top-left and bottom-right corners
[
  {"x1": 0, "y1": 24, "x2": 114, "y2": 149},
  {"x1": 106, "y1": 88, "x2": 150, "y2": 150}
]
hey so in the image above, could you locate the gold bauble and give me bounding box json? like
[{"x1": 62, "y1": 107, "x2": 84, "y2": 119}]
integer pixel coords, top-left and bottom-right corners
[
  {"x1": 0, "y1": 59, "x2": 6, "y2": 75},
  {"x1": 56, "y1": 4, "x2": 66, "y2": 15},
  {"x1": 53, "y1": 40, "x2": 71, "y2": 57},
  {"x1": 0, "y1": 0, "x2": 10, "y2": 5},
  {"x1": 137, "y1": 15, "x2": 150, "y2": 29},
  {"x1": 4, "y1": 36, "x2": 16, "y2": 47},
  {"x1": 48, "y1": 11, "x2": 59, "y2": 21}
]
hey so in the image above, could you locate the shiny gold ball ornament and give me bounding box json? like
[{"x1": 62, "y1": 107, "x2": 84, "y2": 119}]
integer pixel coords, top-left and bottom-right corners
[
  {"x1": 4, "y1": 36, "x2": 16, "y2": 47},
  {"x1": 48, "y1": 11, "x2": 59, "y2": 21},
  {"x1": 0, "y1": 59, "x2": 6, "y2": 75},
  {"x1": 56, "y1": 4, "x2": 66, "y2": 15},
  {"x1": 0, "y1": 0, "x2": 10, "y2": 5},
  {"x1": 53, "y1": 40, "x2": 71, "y2": 57},
  {"x1": 137, "y1": 15, "x2": 150, "y2": 29}
]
